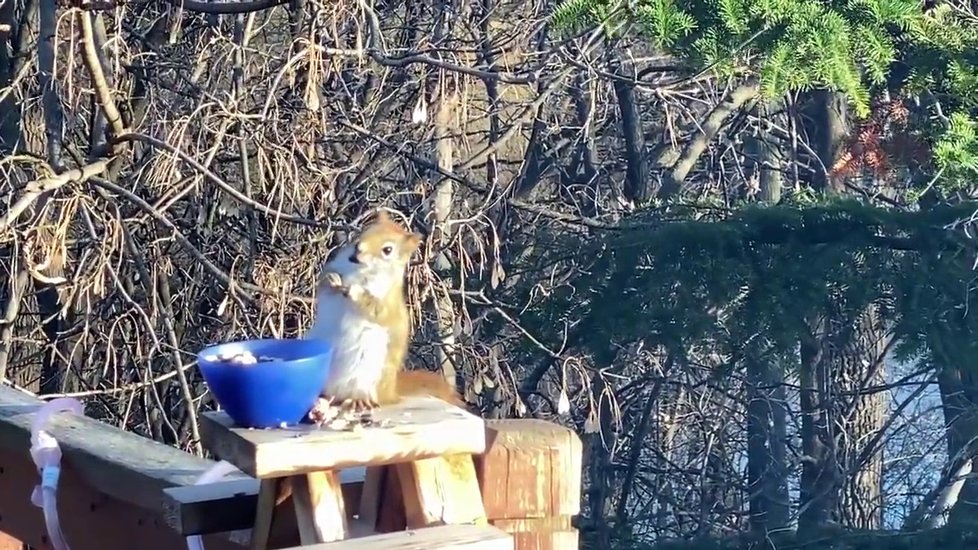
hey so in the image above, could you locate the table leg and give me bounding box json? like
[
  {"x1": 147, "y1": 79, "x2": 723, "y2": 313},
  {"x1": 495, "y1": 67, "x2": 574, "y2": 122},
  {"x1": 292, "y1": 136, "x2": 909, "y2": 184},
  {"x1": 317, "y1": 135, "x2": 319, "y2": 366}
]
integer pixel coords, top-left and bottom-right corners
[
  {"x1": 394, "y1": 454, "x2": 488, "y2": 529},
  {"x1": 250, "y1": 478, "x2": 281, "y2": 550},
  {"x1": 292, "y1": 470, "x2": 349, "y2": 544},
  {"x1": 376, "y1": 465, "x2": 406, "y2": 533},
  {"x1": 357, "y1": 466, "x2": 386, "y2": 530}
]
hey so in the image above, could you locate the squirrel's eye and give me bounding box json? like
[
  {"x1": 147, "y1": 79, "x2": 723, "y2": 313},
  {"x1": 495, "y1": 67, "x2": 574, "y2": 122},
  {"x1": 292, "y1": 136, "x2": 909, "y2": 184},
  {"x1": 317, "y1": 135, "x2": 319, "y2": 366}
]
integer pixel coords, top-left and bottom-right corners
[{"x1": 381, "y1": 245, "x2": 394, "y2": 256}]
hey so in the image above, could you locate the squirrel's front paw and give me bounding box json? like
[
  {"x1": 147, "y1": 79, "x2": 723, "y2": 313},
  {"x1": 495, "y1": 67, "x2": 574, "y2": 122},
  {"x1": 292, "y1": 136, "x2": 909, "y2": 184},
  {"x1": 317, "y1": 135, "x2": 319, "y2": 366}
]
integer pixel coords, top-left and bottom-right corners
[
  {"x1": 319, "y1": 271, "x2": 364, "y2": 300},
  {"x1": 346, "y1": 284, "x2": 365, "y2": 300},
  {"x1": 320, "y1": 272, "x2": 346, "y2": 292}
]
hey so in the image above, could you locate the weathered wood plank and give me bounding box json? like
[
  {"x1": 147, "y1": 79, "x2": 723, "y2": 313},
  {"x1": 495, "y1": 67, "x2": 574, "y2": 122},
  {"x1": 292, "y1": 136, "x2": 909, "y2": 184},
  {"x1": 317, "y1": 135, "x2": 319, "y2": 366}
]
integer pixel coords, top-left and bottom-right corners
[
  {"x1": 395, "y1": 455, "x2": 487, "y2": 529},
  {"x1": 357, "y1": 466, "x2": 386, "y2": 531},
  {"x1": 476, "y1": 420, "x2": 582, "y2": 520},
  {"x1": 163, "y1": 477, "x2": 259, "y2": 536},
  {"x1": 0, "y1": 446, "x2": 243, "y2": 550},
  {"x1": 161, "y1": 467, "x2": 367, "y2": 536},
  {"x1": 200, "y1": 396, "x2": 486, "y2": 478},
  {"x1": 163, "y1": 418, "x2": 585, "y2": 549},
  {"x1": 281, "y1": 524, "x2": 513, "y2": 549},
  {"x1": 292, "y1": 470, "x2": 349, "y2": 543},
  {"x1": 475, "y1": 420, "x2": 583, "y2": 550},
  {"x1": 0, "y1": 385, "x2": 248, "y2": 511},
  {"x1": 490, "y1": 517, "x2": 579, "y2": 550}
]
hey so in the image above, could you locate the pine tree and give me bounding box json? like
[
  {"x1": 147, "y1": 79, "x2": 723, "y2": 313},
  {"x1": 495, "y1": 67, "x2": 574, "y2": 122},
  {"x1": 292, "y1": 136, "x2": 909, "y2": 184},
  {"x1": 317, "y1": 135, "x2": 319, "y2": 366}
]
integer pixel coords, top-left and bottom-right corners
[
  {"x1": 550, "y1": 0, "x2": 971, "y2": 117},
  {"x1": 551, "y1": 0, "x2": 978, "y2": 195}
]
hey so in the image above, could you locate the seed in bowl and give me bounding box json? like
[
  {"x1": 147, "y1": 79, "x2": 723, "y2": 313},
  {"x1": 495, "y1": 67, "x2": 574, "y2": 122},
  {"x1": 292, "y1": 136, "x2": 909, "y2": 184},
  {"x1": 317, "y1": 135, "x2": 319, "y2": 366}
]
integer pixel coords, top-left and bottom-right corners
[
  {"x1": 203, "y1": 350, "x2": 284, "y2": 366},
  {"x1": 222, "y1": 352, "x2": 258, "y2": 365}
]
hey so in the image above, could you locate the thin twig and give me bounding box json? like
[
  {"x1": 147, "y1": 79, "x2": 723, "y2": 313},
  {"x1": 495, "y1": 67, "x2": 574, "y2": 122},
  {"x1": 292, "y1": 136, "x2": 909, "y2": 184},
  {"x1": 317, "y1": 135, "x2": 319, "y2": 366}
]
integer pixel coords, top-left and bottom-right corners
[
  {"x1": 0, "y1": 160, "x2": 111, "y2": 232},
  {"x1": 78, "y1": 9, "x2": 126, "y2": 143}
]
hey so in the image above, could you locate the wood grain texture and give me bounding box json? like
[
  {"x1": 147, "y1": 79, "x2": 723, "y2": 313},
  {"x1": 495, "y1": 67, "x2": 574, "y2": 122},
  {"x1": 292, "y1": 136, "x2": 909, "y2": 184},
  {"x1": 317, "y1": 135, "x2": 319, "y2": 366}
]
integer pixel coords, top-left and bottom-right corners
[
  {"x1": 281, "y1": 524, "x2": 513, "y2": 549},
  {"x1": 162, "y1": 467, "x2": 366, "y2": 536},
  {"x1": 358, "y1": 466, "x2": 386, "y2": 531},
  {"x1": 0, "y1": 385, "x2": 248, "y2": 511},
  {"x1": 200, "y1": 396, "x2": 486, "y2": 478},
  {"x1": 375, "y1": 464, "x2": 408, "y2": 533},
  {"x1": 490, "y1": 518, "x2": 579, "y2": 550},
  {"x1": 0, "y1": 447, "x2": 243, "y2": 550},
  {"x1": 395, "y1": 456, "x2": 488, "y2": 529},
  {"x1": 293, "y1": 471, "x2": 349, "y2": 544},
  {"x1": 250, "y1": 479, "x2": 281, "y2": 550},
  {"x1": 475, "y1": 420, "x2": 582, "y2": 520},
  {"x1": 475, "y1": 420, "x2": 583, "y2": 550}
]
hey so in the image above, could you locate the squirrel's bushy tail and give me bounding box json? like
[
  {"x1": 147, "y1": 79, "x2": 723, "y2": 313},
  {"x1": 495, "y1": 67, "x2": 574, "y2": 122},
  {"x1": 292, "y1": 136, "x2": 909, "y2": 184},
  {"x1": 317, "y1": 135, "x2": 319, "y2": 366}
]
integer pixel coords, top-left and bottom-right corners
[{"x1": 396, "y1": 370, "x2": 463, "y2": 407}]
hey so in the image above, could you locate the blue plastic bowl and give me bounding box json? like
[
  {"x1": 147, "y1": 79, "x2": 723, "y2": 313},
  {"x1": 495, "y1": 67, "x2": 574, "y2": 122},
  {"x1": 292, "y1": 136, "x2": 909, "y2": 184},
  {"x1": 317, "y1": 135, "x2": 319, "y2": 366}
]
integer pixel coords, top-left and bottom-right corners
[{"x1": 196, "y1": 338, "x2": 333, "y2": 429}]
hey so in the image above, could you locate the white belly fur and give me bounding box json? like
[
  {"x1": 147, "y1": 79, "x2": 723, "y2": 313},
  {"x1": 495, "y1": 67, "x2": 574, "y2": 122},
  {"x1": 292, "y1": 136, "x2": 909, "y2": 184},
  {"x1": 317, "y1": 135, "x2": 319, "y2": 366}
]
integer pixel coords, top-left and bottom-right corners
[{"x1": 305, "y1": 292, "x2": 389, "y2": 401}]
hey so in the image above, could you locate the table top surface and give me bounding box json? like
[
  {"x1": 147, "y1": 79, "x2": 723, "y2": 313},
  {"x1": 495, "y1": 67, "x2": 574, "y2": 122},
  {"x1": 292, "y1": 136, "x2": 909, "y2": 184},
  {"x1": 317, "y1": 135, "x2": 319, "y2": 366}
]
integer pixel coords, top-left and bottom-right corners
[{"x1": 199, "y1": 396, "x2": 487, "y2": 478}]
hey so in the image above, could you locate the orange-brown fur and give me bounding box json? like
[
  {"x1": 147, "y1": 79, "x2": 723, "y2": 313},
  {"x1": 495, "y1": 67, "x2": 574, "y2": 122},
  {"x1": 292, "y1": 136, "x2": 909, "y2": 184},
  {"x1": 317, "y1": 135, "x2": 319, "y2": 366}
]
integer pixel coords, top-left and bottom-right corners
[
  {"x1": 315, "y1": 210, "x2": 451, "y2": 409},
  {"x1": 276, "y1": 212, "x2": 461, "y2": 507}
]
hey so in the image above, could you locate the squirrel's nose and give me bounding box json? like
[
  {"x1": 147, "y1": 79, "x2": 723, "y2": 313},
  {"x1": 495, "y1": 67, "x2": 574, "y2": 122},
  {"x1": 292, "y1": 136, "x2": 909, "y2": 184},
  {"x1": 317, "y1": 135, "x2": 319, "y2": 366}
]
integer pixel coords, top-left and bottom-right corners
[{"x1": 348, "y1": 252, "x2": 360, "y2": 264}]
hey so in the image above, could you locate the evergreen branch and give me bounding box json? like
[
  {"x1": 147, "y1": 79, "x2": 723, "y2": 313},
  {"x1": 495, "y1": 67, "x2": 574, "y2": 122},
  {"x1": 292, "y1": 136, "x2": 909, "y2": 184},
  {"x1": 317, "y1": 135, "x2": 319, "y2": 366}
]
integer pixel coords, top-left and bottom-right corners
[{"x1": 612, "y1": 200, "x2": 978, "y2": 254}]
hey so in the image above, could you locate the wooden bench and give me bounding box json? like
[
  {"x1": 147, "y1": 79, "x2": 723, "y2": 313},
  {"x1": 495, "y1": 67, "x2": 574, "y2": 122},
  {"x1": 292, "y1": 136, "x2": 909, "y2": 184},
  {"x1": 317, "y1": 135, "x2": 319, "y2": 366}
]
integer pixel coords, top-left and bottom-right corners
[
  {"x1": 200, "y1": 396, "x2": 491, "y2": 548},
  {"x1": 166, "y1": 418, "x2": 584, "y2": 550},
  {"x1": 0, "y1": 385, "x2": 245, "y2": 550},
  {"x1": 0, "y1": 385, "x2": 582, "y2": 550},
  {"x1": 281, "y1": 524, "x2": 513, "y2": 549}
]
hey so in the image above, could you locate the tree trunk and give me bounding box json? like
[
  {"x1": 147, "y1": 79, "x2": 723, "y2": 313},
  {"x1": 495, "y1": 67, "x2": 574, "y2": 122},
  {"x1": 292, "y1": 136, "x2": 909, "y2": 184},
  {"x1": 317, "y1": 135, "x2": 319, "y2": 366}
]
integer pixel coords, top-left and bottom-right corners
[
  {"x1": 0, "y1": 0, "x2": 20, "y2": 151},
  {"x1": 797, "y1": 88, "x2": 889, "y2": 533},
  {"x1": 799, "y1": 304, "x2": 888, "y2": 532},
  {"x1": 610, "y1": 56, "x2": 650, "y2": 205},
  {"x1": 657, "y1": 82, "x2": 759, "y2": 199},
  {"x1": 582, "y1": 373, "x2": 616, "y2": 549},
  {"x1": 431, "y1": 80, "x2": 459, "y2": 387},
  {"x1": 428, "y1": 0, "x2": 459, "y2": 389},
  {"x1": 833, "y1": 305, "x2": 888, "y2": 530},
  {"x1": 746, "y1": 345, "x2": 789, "y2": 534},
  {"x1": 929, "y1": 316, "x2": 978, "y2": 528},
  {"x1": 798, "y1": 326, "x2": 839, "y2": 533},
  {"x1": 746, "y1": 102, "x2": 783, "y2": 204},
  {"x1": 564, "y1": 68, "x2": 600, "y2": 217},
  {"x1": 801, "y1": 89, "x2": 848, "y2": 192}
]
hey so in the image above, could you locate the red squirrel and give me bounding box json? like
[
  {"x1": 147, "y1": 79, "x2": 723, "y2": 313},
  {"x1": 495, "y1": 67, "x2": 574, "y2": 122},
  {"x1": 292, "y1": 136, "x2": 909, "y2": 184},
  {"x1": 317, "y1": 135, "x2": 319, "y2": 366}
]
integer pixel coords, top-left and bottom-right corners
[
  {"x1": 274, "y1": 211, "x2": 467, "y2": 511},
  {"x1": 306, "y1": 209, "x2": 461, "y2": 415}
]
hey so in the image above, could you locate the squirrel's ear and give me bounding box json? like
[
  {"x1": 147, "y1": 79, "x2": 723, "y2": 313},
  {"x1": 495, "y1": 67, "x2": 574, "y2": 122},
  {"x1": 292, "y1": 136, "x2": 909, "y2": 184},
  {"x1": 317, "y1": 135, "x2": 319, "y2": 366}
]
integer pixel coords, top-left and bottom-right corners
[
  {"x1": 404, "y1": 232, "x2": 423, "y2": 252},
  {"x1": 374, "y1": 209, "x2": 392, "y2": 225}
]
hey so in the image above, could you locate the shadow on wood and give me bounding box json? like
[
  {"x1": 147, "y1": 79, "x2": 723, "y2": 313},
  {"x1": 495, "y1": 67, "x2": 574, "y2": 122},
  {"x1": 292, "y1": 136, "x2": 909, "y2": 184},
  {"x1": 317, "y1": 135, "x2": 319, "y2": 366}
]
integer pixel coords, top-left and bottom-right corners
[
  {"x1": 0, "y1": 385, "x2": 583, "y2": 549},
  {"x1": 162, "y1": 416, "x2": 584, "y2": 549},
  {"x1": 0, "y1": 445, "x2": 241, "y2": 550},
  {"x1": 281, "y1": 524, "x2": 514, "y2": 549}
]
